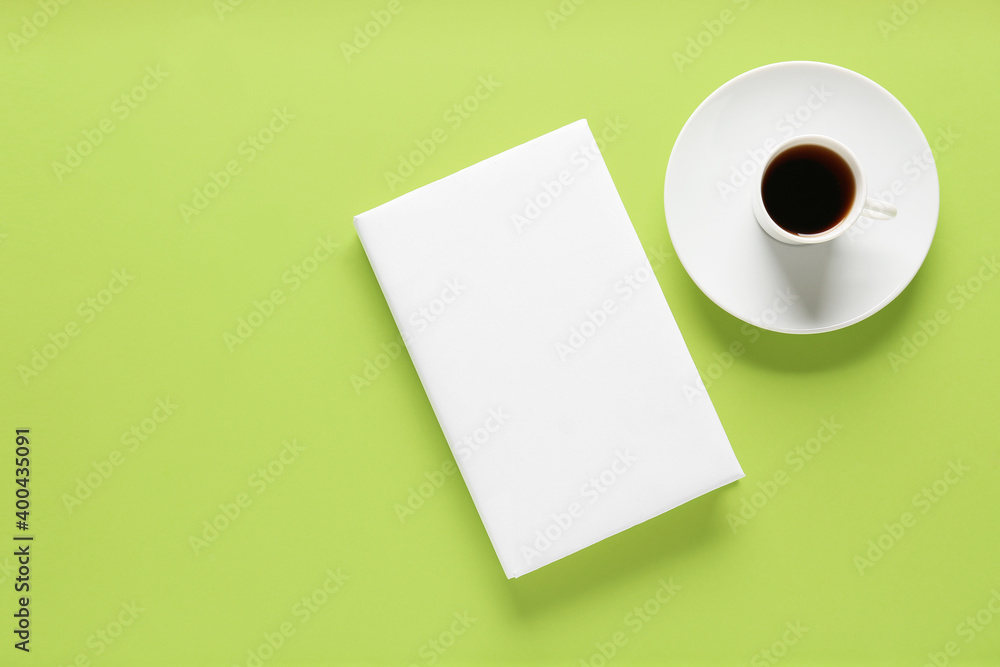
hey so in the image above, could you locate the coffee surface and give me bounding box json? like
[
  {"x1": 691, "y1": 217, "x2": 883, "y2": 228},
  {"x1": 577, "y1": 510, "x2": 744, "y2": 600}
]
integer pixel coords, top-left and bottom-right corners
[{"x1": 761, "y1": 144, "x2": 856, "y2": 235}]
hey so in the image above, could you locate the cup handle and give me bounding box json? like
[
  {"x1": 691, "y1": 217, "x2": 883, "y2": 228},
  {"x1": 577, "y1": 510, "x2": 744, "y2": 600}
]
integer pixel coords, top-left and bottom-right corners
[{"x1": 862, "y1": 198, "x2": 897, "y2": 220}]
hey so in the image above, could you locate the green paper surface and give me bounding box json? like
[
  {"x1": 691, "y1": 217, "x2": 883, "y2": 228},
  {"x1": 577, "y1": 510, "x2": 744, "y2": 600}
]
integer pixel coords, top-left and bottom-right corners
[{"x1": 1, "y1": 1, "x2": 998, "y2": 665}]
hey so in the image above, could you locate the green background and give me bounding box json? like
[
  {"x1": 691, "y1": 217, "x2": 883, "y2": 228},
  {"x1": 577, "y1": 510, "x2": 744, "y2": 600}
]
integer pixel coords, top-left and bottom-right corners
[{"x1": 1, "y1": 0, "x2": 998, "y2": 665}]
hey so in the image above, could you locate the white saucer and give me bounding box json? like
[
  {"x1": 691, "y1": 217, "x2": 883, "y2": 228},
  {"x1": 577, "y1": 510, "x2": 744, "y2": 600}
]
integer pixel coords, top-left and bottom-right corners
[{"x1": 664, "y1": 61, "x2": 939, "y2": 334}]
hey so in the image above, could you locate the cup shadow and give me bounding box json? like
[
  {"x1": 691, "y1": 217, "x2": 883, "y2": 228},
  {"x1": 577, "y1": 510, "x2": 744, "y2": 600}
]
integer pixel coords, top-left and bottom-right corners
[
  {"x1": 681, "y1": 209, "x2": 939, "y2": 375},
  {"x1": 761, "y1": 235, "x2": 834, "y2": 321}
]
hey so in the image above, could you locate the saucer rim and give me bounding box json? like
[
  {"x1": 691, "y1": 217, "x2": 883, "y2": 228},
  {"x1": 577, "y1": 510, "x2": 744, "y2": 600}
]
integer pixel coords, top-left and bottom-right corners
[{"x1": 663, "y1": 60, "x2": 940, "y2": 335}]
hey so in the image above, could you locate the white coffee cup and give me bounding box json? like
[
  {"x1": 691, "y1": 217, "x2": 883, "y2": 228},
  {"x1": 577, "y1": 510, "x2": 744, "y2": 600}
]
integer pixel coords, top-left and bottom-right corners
[{"x1": 753, "y1": 134, "x2": 897, "y2": 245}]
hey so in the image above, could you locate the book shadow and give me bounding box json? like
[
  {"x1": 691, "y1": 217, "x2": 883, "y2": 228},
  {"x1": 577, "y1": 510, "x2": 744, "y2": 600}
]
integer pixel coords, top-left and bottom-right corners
[{"x1": 503, "y1": 482, "x2": 740, "y2": 616}]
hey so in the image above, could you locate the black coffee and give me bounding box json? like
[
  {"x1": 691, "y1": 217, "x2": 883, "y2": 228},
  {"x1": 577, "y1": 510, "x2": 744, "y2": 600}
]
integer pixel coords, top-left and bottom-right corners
[{"x1": 761, "y1": 144, "x2": 856, "y2": 235}]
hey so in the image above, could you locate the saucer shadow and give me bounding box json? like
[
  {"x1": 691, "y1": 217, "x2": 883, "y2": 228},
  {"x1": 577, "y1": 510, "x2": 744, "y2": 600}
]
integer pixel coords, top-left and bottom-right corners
[{"x1": 686, "y1": 232, "x2": 935, "y2": 374}]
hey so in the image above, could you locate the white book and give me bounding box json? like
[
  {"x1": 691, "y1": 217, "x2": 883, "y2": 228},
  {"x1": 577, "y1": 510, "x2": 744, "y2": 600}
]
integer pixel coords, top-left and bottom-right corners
[{"x1": 355, "y1": 120, "x2": 743, "y2": 578}]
